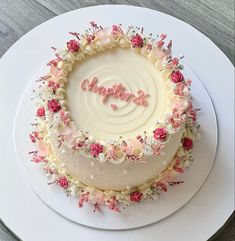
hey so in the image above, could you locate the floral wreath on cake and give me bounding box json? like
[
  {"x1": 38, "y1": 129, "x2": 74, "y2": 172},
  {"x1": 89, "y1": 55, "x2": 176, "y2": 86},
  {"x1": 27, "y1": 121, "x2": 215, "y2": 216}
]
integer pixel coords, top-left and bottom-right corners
[{"x1": 29, "y1": 22, "x2": 200, "y2": 212}]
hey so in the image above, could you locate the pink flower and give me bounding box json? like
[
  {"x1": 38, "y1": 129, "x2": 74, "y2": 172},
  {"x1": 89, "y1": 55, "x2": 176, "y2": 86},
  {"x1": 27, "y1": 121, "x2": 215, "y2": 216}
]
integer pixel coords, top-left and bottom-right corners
[
  {"x1": 171, "y1": 70, "x2": 184, "y2": 83},
  {"x1": 36, "y1": 107, "x2": 45, "y2": 117},
  {"x1": 95, "y1": 191, "x2": 105, "y2": 205},
  {"x1": 57, "y1": 176, "x2": 69, "y2": 189},
  {"x1": 167, "y1": 110, "x2": 185, "y2": 130},
  {"x1": 47, "y1": 59, "x2": 58, "y2": 67},
  {"x1": 123, "y1": 138, "x2": 143, "y2": 156},
  {"x1": 79, "y1": 192, "x2": 89, "y2": 208},
  {"x1": 173, "y1": 159, "x2": 184, "y2": 173},
  {"x1": 160, "y1": 33, "x2": 167, "y2": 40},
  {"x1": 111, "y1": 24, "x2": 123, "y2": 37},
  {"x1": 152, "y1": 144, "x2": 164, "y2": 156},
  {"x1": 174, "y1": 82, "x2": 186, "y2": 96},
  {"x1": 153, "y1": 127, "x2": 168, "y2": 141},
  {"x1": 48, "y1": 80, "x2": 60, "y2": 93},
  {"x1": 167, "y1": 40, "x2": 172, "y2": 49},
  {"x1": 155, "y1": 181, "x2": 168, "y2": 192},
  {"x1": 131, "y1": 34, "x2": 144, "y2": 48},
  {"x1": 60, "y1": 110, "x2": 70, "y2": 125},
  {"x1": 186, "y1": 101, "x2": 199, "y2": 123},
  {"x1": 146, "y1": 43, "x2": 152, "y2": 50},
  {"x1": 93, "y1": 202, "x2": 101, "y2": 213},
  {"x1": 157, "y1": 40, "x2": 164, "y2": 48},
  {"x1": 72, "y1": 140, "x2": 86, "y2": 151},
  {"x1": 50, "y1": 66, "x2": 63, "y2": 78},
  {"x1": 29, "y1": 131, "x2": 41, "y2": 143},
  {"x1": 90, "y1": 143, "x2": 103, "y2": 157},
  {"x1": 172, "y1": 57, "x2": 179, "y2": 66},
  {"x1": 172, "y1": 98, "x2": 187, "y2": 116},
  {"x1": 86, "y1": 34, "x2": 95, "y2": 43},
  {"x1": 32, "y1": 155, "x2": 47, "y2": 163},
  {"x1": 107, "y1": 197, "x2": 120, "y2": 212},
  {"x1": 182, "y1": 137, "x2": 193, "y2": 150},
  {"x1": 130, "y1": 191, "x2": 143, "y2": 202},
  {"x1": 67, "y1": 39, "x2": 80, "y2": 52},
  {"x1": 47, "y1": 99, "x2": 61, "y2": 113}
]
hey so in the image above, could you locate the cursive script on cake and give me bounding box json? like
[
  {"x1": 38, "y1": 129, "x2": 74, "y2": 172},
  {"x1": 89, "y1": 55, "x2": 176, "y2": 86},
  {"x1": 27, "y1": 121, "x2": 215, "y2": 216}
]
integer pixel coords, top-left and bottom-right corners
[{"x1": 80, "y1": 77, "x2": 150, "y2": 107}]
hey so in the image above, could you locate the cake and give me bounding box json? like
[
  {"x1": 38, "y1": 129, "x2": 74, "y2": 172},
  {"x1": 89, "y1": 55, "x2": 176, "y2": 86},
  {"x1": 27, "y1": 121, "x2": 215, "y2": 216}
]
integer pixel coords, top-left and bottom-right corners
[{"x1": 29, "y1": 22, "x2": 199, "y2": 211}]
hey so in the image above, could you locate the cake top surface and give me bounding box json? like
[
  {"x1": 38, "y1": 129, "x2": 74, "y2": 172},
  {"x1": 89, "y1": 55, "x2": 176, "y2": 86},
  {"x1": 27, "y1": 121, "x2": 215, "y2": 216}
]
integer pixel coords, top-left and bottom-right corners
[
  {"x1": 67, "y1": 47, "x2": 168, "y2": 140},
  {"x1": 34, "y1": 22, "x2": 194, "y2": 163}
]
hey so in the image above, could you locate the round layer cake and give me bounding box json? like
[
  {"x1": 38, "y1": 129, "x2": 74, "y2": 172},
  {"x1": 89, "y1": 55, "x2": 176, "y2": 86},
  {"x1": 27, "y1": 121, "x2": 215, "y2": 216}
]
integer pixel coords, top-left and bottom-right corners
[{"x1": 29, "y1": 23, "x2": 199, "y2": 211}]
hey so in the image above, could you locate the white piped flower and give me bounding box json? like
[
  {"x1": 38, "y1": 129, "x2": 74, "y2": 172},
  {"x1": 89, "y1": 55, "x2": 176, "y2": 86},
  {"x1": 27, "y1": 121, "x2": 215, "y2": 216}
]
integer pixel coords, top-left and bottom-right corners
[
  {"x1": 143, "y1": 145, "x2": 153, "y2": 155},
  {"x1": 69, "y1": 185, "x2": 77, "y2": 197},
  {"x1": 108, "y1": 139, "x2": 116, "y2": 145},
  {"x1": 149, "y1": 137, "x2": 157, "y2": 145},
  {"x1": 98, "y1": 153, "x2": 107, "y2": 163},
  {"x1": 57, "y1": 49, "x2": 66, "y2": 58}
]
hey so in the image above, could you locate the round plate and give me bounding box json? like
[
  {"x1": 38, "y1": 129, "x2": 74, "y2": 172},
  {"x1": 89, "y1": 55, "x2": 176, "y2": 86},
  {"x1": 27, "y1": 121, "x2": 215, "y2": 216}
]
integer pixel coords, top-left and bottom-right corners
[
  {"x1": 14, "y1": 64, "x2": 217, "y2": 230},
  {"x1": 0, "y1": 5, "x2": 234, "y2": 241}
]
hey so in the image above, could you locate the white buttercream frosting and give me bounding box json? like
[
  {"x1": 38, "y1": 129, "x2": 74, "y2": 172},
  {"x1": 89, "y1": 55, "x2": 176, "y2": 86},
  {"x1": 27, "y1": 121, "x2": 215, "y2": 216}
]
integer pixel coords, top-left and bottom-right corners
[
  {"x1": 30, "y1": 24, "x2": 199, "y2": 198},
  {"x1": 67, "y1": 48, "x2": 168, "y2": 140}
]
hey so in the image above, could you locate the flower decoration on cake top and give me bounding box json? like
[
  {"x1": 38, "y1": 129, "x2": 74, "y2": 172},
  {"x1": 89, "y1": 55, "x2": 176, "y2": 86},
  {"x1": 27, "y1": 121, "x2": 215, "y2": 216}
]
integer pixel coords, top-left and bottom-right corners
[{"x1": 30, "y1": 22, "x2": 195, "y2": 164}]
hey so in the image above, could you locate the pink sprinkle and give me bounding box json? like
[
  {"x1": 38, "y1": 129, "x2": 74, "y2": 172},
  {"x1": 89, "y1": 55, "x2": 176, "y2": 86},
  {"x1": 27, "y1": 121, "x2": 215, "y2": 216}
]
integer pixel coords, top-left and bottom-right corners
[
  {"x1": 167, "y1": 40, "x2": 172, "y2": 49},
  {"x1": 90, "y1": 21, "x2": 98, "y2": 28},
  {"x1": 48, "y1": 80, "x2": 60, "y2": 93},
  {"x1": 29, "y1": 131, "x2": 41, "y2": 143},
  {"x1": 160, "y1": 33, "x2": 167, "y2": 40},
  {"x1": 111, "y1": 104, "x2": 118, "y2": 110},
  {"x1": 157, "y1": 40, "x2": 164, "y2": 48}
]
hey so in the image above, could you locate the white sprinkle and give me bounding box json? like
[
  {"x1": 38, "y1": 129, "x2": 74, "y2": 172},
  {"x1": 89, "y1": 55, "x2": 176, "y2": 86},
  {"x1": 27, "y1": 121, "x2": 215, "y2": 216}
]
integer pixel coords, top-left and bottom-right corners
[{"x1": 90, "y1": 175, "x2": 94, "y2": 179}]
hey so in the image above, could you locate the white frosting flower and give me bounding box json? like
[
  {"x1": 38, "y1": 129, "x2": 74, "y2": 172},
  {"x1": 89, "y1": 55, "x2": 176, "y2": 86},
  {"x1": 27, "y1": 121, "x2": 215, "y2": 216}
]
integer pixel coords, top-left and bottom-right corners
[
  {"x1": 69, "y1": 185, "x2": 77, "y2": 197},
  {"x1": 143, "y1": 145, "x2": 153, "y2": 155},
  {"x1": 98, "y1": 152, "x2": 107, "y2": 163},
  {"x1": 108, "y1": 139, "x2": 116, "y2": 145}
]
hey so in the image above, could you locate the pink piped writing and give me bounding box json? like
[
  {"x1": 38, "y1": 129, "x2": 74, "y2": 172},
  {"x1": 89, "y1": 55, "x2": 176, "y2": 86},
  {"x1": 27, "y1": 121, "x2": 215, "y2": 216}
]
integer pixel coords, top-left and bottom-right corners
[{"x1": 80, "y1": 77, "x2": 150, "y2": 107}]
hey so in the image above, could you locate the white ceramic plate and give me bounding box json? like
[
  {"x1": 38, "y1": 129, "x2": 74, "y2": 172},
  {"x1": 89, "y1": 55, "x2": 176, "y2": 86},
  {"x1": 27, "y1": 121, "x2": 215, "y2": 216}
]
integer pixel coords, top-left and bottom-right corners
[
  {"x1": 0, "y1": 5, "x2": 234, "y2": 241},
  {"x1": 13, "y1": 63, "x2": 217, "y2": 230}
]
